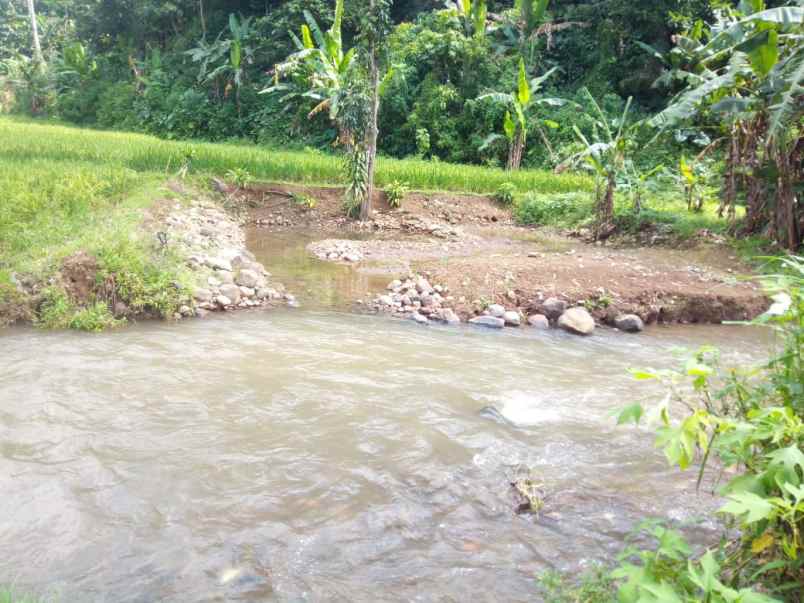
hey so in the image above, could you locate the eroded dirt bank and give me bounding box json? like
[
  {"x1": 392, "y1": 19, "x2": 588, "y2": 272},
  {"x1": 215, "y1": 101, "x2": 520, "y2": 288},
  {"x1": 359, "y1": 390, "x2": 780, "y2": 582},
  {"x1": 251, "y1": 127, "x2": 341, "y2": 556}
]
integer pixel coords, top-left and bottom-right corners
[{"x1": 240, "y1": 183, "x2": 767, "y2": 328}]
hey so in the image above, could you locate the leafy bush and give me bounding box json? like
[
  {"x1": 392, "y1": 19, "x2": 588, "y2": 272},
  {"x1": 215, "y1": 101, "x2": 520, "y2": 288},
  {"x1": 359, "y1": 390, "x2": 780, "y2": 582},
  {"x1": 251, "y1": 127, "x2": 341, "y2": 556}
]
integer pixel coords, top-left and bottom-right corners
[
  {"x1": 612, "y1": 256, "x2": 804, "y2": 600},
  {"x1": 95, "y1": 239, "x2": 189, "y2": 320},
  {"x1": 514, "y1": 192, "x2": 593, "y2": 227},
  {"x1": 493, "y1": 182, "x2": 516, "y2": 206},
  {"x1": 225, "y1": 167, "x2": 253, "y2": 188},
  {"x1": 384, "y1": 180, "x2": 409, "y2": 208},
  {"x1": 68, "y1": 302, "x2": 122, "y2": 332}
]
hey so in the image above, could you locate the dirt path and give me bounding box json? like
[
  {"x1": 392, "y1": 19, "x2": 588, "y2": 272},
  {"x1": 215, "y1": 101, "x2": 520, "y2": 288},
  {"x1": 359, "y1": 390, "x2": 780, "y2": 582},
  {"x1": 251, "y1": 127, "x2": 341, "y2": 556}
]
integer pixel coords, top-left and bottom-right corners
[{"x1": 238, "y1": 183, "x2": 767, "y2": 326}]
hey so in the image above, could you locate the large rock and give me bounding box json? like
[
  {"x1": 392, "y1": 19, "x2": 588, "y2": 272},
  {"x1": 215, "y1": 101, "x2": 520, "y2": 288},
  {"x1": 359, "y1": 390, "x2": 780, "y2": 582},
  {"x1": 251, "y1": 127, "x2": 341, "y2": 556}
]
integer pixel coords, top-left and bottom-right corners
[
  {"x1": 542, "y1": 297, "x2": 567, "y2": 320},
  {"x1": 558, "y1": 307, "x2": 595, "y2": 335},
  {"x1": 469, "y1": 316, "x2": 505, "y2": 329},
  {"x1": 487, "y1": 304, "x2": 506, "y2": 318},
  {"x1": 219, "y1": 284, "x2": 241, "y2": 305},
  {"x1": 503, "y1": 311, "x2": 521, "y2": 326},
  {"x1": 235, "y1": 269, "x2": 260, "y2": 288},
  {"x1": 193, "y1": 287, "x2": 212, "y2": 302},
  {"x1": 615, "y1": 314, "x2": 644, "y2": 333},
  {"x1": 527, "y1": 314, "x2": 550, "y2": 329},
  {"x1": 411, "y1": 312, "x2": 429, "y2": 325}
]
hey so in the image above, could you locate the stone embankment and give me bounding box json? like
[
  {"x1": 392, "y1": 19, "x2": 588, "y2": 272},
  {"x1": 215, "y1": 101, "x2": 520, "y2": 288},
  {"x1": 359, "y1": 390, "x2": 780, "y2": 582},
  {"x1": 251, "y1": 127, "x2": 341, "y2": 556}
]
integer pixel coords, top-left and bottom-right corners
[
  {"x1": 369, "y1": 274, "x2": 644, "y2": 335},
  {"x1": 164, "y1": 201, "x2": 295, "y2": 317}
]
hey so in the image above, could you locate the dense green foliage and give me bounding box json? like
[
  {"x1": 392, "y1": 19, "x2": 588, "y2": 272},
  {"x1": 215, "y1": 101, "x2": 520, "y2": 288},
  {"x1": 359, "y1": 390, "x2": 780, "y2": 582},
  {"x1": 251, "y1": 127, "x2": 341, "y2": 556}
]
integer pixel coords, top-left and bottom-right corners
[
  {"x1": 0, "y1": 0, "x2": 712, "y2": 165},
  {"x1": 3, "y1": 0, "x2": 800, "y2": 244},
  {"x1": 543, "y1": 256, "x2": 804, "y2": 601}
]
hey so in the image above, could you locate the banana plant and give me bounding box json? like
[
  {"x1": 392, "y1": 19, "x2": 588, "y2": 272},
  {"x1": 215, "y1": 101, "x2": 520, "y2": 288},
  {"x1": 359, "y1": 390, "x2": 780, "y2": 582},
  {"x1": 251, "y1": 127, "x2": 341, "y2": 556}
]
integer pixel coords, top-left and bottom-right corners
[
  {"x1": 445, "y1": 0, "x2": 488, "y2": 40},
  {"x1": 478, "y1": 58, "x2": 561, "y2": 170},
  {"x1": 561, "y1": 88, "x2": 635, "y2": 237},
  {"x1": 185, "y1": 14, "x2": 254, "y2": 114},
  {"x1": 260, "y1": 0, "x2": 356, "y2": 144},
  {"x1": 646, "y1": 2, "x2": 803, "y2": 249}
]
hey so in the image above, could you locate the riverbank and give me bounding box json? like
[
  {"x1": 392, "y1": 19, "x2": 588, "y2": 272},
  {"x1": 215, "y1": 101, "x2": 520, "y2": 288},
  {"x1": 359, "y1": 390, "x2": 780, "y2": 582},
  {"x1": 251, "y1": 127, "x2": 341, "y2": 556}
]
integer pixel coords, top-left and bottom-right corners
[
  {"x1": 240, "y1": 182, "x2": 768, "y2": 330},
  {"x1": 0, "y1": 116, "x2": 769, "y2": 331}
]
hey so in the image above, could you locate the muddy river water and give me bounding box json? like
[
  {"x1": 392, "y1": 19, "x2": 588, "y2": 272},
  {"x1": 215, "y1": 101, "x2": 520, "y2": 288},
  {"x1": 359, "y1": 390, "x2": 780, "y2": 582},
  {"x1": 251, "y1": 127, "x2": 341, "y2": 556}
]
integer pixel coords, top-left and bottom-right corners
[{"x1": 0, "y1": 233, "x2": 770, "y2": 602}]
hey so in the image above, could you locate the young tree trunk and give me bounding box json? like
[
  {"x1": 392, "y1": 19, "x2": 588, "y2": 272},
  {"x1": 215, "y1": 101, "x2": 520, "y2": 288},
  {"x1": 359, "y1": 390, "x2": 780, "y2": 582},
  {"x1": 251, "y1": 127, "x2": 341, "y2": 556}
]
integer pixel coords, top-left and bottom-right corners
[
  {"x1": 199, "y1": 0, "x2": 207, "y2": 40},
  {"x1": 26, "y1": 0, "x2": 44, "y2": 68},
  {"x1": 595, "y1": 173, "x2": 615, "y2": 239},
  {"x1": 506, "y1": 128, "x2": 524, "y2": 170},
  {"x1": 361, "y1": 30, "x2": 381, "y2": 221}
]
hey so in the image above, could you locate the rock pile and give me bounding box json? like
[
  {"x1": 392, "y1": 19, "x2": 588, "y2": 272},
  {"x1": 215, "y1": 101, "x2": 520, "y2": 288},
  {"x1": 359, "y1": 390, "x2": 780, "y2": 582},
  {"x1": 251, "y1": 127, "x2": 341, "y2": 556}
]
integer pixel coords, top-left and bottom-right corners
[
  {"x1": 370, "y1": 274, "x2": 460, "y2": 325},
  {"x1": 164, "y1": 201, "x2": 293, "y2": 316},
  {"x1": 308, "y1": 239, "x2": 364, "y2": 263}
]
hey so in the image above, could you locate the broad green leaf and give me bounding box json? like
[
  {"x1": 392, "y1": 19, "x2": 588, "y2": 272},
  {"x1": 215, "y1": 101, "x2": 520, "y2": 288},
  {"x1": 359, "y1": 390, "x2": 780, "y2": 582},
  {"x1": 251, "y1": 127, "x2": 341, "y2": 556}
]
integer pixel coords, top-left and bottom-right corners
[
  {"x1": 543, "y1": 119, "x2": 559, "y2": 129},
  {"x1": 503, "y1": 111, "x2": 515, "y2": 140},
  {"x1": 766, "y1": 445, "x2": 804, "y2": 486},
  {"x1": 746, "y1": 27, "x2": 779, "y2": 77},
  {"x1": 768, "y1": 46, "x2": 804, "y2": 143},
  {"x1": 517, "y1": 59, "x2": 530, "y2": 106},
  {"x1": 684, "y1": 357, "x2": 712, "y2": 377},
  {"x1": 679, "y1": 155, "x2": 695, "y2": 184},
  {"x1": 616, "y1": 403, "x2": 644, "y2": 425},
  {"x1": 301, "y1": 24, "x2": 314, "y2": 49},
  {"x1": 720, "y1": 491, "x2": 775, "y2": 523},
  {"x1": 331, "y1": 0, "x2": 344, "y2": 46},
  {"x1": 687, "y1": 550, "x2": 720, "y2": 592}
]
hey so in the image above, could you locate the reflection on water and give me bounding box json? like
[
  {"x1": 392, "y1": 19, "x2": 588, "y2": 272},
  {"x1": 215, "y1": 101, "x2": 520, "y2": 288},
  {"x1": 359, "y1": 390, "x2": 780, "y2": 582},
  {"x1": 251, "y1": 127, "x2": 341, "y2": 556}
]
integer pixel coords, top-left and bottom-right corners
[
  {"x1": 246, "y1": 229, "x2": 389, "y2": 310},
  {"x1": 0, "y1": 309, "x2": 768, "y2": 602}
]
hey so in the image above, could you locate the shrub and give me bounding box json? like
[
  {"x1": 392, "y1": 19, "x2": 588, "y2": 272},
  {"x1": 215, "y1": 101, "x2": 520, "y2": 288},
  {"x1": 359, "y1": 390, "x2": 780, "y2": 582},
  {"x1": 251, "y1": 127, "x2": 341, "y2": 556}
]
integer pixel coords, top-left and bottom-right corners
[
  {"x1": 384, "y1": 180, "x2": 409, "y2": 208},
  {"x1": 611, "y1": 256, "x2": 804, "y2": 600},
  {"x1": 514, "y1": 192, "x2": 593, "y2": 228},
  {"x1": 493, "y1": 182, "x2": 516, "y2": 206}
]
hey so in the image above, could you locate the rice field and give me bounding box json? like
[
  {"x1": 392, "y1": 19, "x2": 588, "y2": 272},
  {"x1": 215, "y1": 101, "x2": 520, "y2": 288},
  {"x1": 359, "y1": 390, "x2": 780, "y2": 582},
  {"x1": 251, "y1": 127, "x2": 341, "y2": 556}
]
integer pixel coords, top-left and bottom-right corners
[{"x1": 0, "y1": 116, "x2": 593, "y2": 194}]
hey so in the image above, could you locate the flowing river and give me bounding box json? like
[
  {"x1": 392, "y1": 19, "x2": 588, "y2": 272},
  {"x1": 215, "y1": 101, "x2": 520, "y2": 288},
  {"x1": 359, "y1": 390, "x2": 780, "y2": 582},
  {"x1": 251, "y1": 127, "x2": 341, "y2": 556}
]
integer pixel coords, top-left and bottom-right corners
[{"x1": 0, "y1": 233, "x2": 769, "y2": 602}]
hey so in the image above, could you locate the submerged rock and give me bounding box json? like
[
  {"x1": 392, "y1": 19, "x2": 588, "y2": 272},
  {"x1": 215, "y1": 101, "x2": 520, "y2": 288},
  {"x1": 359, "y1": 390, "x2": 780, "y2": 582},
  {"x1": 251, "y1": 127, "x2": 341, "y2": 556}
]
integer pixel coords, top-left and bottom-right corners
[
  {"x1": 469, "y1": 316, "x2": 505, "y2": 329},
  {"x1": 615, "y1": 314, "x2": 645, "y2": 333},
  {"x1": 411, "y1": 312, "x2": 429, "y2": 325},
  {"x1": 558, "y1": 307, "x2": 595, "y2": 335}
]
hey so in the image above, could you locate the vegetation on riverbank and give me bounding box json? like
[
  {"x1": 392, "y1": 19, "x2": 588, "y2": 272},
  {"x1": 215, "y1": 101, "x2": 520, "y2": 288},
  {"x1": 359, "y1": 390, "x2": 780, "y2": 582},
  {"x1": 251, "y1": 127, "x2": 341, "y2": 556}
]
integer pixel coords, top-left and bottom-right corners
[
  {"x1": 0, "y1": 587, "x2": 46, "y2": 603},
  {"x1": 0, "y1": 115, "x2": 593, "y2": 329},
  {"x1": 0, "y1": 117, "x2": 592, "y2": 195},
  {"x1": 542, "y1": 256, "x2": 804, "y2": 601}
]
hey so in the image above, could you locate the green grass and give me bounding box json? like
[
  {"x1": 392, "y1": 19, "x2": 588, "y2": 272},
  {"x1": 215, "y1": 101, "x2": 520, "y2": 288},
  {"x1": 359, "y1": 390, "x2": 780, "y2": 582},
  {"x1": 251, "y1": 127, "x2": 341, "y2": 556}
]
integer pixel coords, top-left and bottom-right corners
[
  {"x1": 0, "y1": 587, "x2": 49, "y2": 603},
  {"x1": 514, "y1": 190, "x2": 736, "y2": 239},
  {"x1": 0, "y1": 115, "x2": 593, "y2": 194}
]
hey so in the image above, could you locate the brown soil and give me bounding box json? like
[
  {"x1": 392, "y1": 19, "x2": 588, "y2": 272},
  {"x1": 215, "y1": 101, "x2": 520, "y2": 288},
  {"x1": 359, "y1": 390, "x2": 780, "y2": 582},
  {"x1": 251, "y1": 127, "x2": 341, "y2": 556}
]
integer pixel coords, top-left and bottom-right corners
[
  {"x1": 235, "y1": 182, "x2": 768, "y2": 325},
  {"x1": 60, "y1": 251, "x2": 99, "y2": 304}
]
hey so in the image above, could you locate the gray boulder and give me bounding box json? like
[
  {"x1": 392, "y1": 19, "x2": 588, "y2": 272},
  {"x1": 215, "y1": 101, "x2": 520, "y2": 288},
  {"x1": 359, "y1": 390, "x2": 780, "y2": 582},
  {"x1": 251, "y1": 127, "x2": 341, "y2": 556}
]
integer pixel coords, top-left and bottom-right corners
[
  {"x1": 219, "y1": 284, "x2": 241, "y2": 305},
  {"x1": 615, "y1": 314, "x2": 645, "y2": 333},
  {"x1": 469, "y1": 316, "x2": 505, "y2": 329},
  {"x1": 542, "y1": 297, "x2": 567, "y2": 320},
  {"x1": 235, "y1": 269, "x2": 260, "y2": 288},
  {"x1": 503, "y1": 311, "x2": 521, "y2": 326},
  {"x1": 527, "y1": 314, "x2": 550, "y2": 329},
  {"x1": 487, "y1": 304, "x2": 506, "y2": 318},
  {"x1": 193, "y1": 287, "x2": 212, "y2": 302},
  {"x1": 441, "y1": 308, "x2": 461, "y2": 325},
  {"x1": 558, "y1": 307, "x2": 595, "y2": 335},
  {"x1": 411, "y1": 312, "x2": 429, "y2": 325}
]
